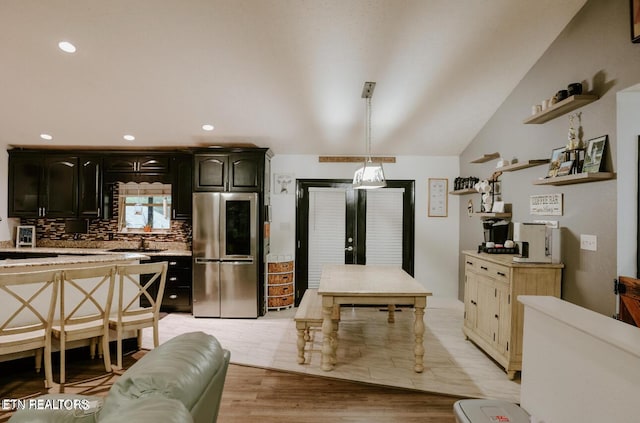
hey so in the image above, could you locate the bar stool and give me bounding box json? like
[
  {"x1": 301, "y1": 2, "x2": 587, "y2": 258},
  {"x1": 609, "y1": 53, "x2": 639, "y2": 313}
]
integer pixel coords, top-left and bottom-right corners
[
  {"x1": 51, "y1": 265, "x2": 116, "y2": 391},
  {"x1": 0, "y1": 269, "x2": 59, "y2": 389},
  {"x1": 109, "y1": 261, "x2": 168, "y2": 370}
]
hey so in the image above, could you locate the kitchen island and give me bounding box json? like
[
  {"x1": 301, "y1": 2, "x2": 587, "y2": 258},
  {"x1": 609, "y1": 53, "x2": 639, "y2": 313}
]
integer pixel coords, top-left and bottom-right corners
[{"x1": 0, "y1": 251, "x2": 151, "y2": 363}]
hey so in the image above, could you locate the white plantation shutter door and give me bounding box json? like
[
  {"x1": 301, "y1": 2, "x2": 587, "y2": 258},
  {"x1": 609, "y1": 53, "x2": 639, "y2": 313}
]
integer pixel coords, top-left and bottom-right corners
[
  {"x1": 307, "y1": 188, "x2": 347, "y2": 289},
  {"x1": 365, "y1": 188, "x2": 404, "y2": 265}
]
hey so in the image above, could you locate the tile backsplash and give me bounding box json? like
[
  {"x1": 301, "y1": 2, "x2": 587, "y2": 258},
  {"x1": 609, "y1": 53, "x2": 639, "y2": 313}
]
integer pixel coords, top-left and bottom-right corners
[{"x1": 20, "y1": 183, "x2": 192, "y2": 248}]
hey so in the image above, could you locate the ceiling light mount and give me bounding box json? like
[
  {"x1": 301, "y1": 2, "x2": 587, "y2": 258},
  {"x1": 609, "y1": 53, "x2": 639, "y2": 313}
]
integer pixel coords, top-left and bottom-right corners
[
  {"x1": 361, "y1": 81, "x2": 376, "y2": 99},
  {"x1": 353, "y1": 81, "x2": 386, "y2": 190}
]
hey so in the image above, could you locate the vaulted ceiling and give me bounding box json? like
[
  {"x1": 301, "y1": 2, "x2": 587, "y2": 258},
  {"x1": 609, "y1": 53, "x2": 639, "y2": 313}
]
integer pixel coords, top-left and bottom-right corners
[{"x1": 0, "y1": 0, "x2": 587, "y2": 156}]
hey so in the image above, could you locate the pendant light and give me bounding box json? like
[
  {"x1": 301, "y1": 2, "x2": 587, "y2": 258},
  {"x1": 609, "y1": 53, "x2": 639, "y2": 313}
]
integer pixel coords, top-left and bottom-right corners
[{"x1": 353, "y1": 81, "x2": 386, "y2": 189}]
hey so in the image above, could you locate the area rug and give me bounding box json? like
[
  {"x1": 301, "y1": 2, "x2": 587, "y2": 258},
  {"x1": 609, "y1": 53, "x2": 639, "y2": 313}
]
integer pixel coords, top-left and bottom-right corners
[{"x1": 141, "y1": 298, "x2": 521, "y2": 402}]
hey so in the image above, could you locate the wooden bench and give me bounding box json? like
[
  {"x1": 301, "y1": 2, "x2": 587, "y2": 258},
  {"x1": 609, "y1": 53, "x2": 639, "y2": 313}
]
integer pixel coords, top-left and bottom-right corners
[{"x1": 294, "y1": 289, "x2": 339, "y2": 364}]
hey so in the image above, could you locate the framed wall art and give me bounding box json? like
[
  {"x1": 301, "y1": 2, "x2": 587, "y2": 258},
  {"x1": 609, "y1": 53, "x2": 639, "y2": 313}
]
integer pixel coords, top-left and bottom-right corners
[
  {"x1": 428, "y1": 178, "x2": 448, "y2": 217},
  {"x1": 273, "y1": 173, "x2": 294, "y2": 195},
  {"x1": 582, "y1": 135, "x2": 608, "y2": 173},
  {"x1": 632, "y1": 0, "x2": 640, "y2": 43}
]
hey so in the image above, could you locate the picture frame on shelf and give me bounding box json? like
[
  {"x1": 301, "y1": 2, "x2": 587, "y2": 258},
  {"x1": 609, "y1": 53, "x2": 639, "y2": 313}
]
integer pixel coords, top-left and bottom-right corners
[
  {"x1": 546, "y1": 146, "x2": 566, "y2": 178},
  {"x1": 16, "y1": 225, "x2": 36, "y2": 248},
  {"x1": 631, "y1": 0, "x2": 640, "y2": 43},
  {"x1": 556, "y1": 160, "x2": 574, "y2": 177},
  {"x1": 582, "y1": 135, "x2": 608, "y2": 173}
]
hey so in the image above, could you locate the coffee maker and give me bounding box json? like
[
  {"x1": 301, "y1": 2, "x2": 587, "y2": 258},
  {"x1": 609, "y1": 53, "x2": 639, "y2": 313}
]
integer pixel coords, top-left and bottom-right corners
[
  {"x1": 513, "y1": 222, "x2": 561, "y2": 263},
  {"x1": 483, "y1": 219, "x2": 510, "y2": 244}
]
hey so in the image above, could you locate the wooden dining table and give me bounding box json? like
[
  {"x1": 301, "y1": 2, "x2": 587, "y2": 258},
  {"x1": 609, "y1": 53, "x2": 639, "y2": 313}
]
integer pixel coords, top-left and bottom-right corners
[{"x1": 317, "y1": 264, "x2": 432, "y2": 372}]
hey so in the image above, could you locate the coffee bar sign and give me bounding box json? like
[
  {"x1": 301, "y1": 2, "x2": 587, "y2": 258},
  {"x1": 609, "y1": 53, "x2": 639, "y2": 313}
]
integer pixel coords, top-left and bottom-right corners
[{"x1": 530, "y1": 193, "x2": 563, "y2": 216}]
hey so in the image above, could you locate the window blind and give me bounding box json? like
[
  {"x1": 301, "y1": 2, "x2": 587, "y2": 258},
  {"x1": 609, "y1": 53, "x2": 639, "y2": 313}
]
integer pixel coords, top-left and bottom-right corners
[
  {"x1": 307, "y1": 188, "x2": 347, "y2": 289},
  {"x1": 365, "y1": 188, "x2": 404, "y2": 265}
]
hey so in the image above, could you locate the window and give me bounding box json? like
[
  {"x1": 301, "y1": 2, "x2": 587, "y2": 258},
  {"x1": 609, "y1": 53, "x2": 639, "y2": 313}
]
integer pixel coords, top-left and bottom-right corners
[{"x1": 118, "y1": 182, "x2": 172, "y2": 233}]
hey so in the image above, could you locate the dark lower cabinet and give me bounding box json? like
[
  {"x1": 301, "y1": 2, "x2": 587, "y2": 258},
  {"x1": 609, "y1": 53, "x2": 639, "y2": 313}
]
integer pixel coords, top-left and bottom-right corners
[{"x1": 141, "y1": 256, "x2": 192, "y2": 313}]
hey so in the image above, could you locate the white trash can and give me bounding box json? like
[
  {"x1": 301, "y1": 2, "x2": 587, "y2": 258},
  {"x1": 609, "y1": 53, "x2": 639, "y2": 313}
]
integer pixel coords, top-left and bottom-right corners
[{"x1": 454, "y1": 399, "x2": 530, "y2": 423}]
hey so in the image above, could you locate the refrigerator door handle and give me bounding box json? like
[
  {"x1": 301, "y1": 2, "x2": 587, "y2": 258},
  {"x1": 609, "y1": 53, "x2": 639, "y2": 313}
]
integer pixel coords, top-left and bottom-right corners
[
  {"x1": 220, "y1": 259, "x2": 254, "y2": 264},
  {"x1": 194, "y1": 258, "x2": 220, "y2": 264}
]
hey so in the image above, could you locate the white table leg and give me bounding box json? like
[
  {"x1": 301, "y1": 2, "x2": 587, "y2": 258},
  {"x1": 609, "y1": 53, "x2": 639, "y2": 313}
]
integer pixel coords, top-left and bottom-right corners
[
  {"x1": 413, "y1": 305, "x2": 425, "y2": 373},
  {"x1": 321, "y1": 305, "x2": 335, "y2": 371}
]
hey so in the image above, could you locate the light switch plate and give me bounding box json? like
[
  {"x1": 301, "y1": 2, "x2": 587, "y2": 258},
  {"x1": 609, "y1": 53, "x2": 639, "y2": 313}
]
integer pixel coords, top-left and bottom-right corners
[{"x1": 580, "y1": 234, "x2": 597, "y2": 251}]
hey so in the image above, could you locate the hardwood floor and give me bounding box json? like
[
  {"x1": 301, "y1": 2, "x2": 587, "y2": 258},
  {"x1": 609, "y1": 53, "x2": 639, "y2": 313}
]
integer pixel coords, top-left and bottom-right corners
[
  {"x1": 1, "y1": 352, "x2": 462, "y2": 422},
  {"x1": 219, "y1": 365, "x2": 462, "y2": 423}
]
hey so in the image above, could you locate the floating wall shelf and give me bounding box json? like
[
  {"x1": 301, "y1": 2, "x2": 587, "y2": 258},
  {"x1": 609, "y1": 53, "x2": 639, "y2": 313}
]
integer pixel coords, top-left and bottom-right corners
[
  {"x1": 532, "y1": 172, "x2": 616, "y2": 186},
  {"x1": 523, "y1": 95, "x2": 599, "y2": 124},
  {"x1": 449, "y1": 188, "x2": 477, "y2": 196},
  {"x1": 496, "y1": 159, "x2": 550, "y2": 172},
  {"x1": 470, "y1": 152, "x2": 500, "y2": 164}
]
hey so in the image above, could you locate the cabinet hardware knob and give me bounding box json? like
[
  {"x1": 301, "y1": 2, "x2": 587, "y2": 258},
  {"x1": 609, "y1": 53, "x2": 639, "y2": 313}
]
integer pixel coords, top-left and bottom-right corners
[
  {"x1": 170, "y1": 277, "x2": 177, "y2": 281},
  {"x1": 169, "y1": 262, "x2": 177, "y2": 265},
  {"x1": 481, "y1": 266, "x2": 488, "y2": 271},
  {"x1": 169, "y1": 294, "x2": 177, "y2": 299},
  {"x1": 495, "y1": 314, "x2": 499, "y2": 319},
  {"x1": 466, "y1": 261, "x2": 473, "y2": 265},
  {"x1": 497, "y1": 272, "x2": 506, "y2": 276}
]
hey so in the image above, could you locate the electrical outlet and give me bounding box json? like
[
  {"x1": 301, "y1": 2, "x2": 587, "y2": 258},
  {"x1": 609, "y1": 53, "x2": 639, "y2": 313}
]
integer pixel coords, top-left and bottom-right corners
[{"x1": 580, "y1": 234, "x2": 597, "y2": 251}]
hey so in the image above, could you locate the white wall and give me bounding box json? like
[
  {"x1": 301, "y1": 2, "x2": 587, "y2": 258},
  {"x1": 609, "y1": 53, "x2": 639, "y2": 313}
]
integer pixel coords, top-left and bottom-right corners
[
  {"x1": 616, "y1": 85, "x2": 640, "y2": 279},
  {"x1": 270, "y1": 154, "x2": 461, "y2": 298}
]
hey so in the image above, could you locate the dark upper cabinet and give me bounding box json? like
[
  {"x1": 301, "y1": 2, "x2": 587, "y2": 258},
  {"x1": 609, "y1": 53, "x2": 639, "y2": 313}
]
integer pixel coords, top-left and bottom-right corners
[
  {"x1": 8, "y1": 154, "x2": 77, "y2": 218},
  {"x1": 42, "y1": 156, "x2": 78, "y2": 217},
  {"x1": 8, "y1": 153, "x2": 101, "y2": 218},
  {"x1": 172, "y1": 155, "x2": 192, "y2": 220},
  {"x1": 78, "y1": 156, "x2": 102, "y2": 218},
  {"x1": 8, "y1": 155, "x2": 43, "y2": 217},
  {"x1": 194, "y1": 154, "x2": 226, "y2": 191},
  {"x1": 104, "y1": 155, "x2": 170, "y2": 173},
  {"x1": 194, "y1": 152, "x2": 263, "y2": 192}
]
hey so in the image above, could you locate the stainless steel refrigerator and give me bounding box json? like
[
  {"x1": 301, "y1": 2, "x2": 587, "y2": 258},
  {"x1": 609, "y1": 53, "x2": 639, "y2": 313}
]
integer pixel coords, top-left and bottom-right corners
[{"x1": 192, "y1": 192, "x2": 258, "y2": 318}]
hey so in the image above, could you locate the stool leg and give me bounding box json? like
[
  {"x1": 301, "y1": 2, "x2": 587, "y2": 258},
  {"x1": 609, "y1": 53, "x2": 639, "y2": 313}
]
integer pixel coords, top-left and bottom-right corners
[
  {"x1": 89, "y1": 337, "x2": 97, "y2": 359},
  {"x1": 35, "y1": 347, "x2": 43, "y2": 373}
]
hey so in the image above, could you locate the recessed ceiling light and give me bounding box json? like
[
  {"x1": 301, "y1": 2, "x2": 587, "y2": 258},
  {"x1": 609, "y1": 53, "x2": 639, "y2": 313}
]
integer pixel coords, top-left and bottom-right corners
[
  {"x1": 202, "y1": 124, "x2": 215, "y2": 131},
  {"x1": 40, "y1": 133, "x2": 53, "y2": 141},
  {"x1": 58, "y1": 41, "x2": 76, "y2": 53},
  {"x1": 123, "y1": 134, "x2": 135, "y2": 141}
]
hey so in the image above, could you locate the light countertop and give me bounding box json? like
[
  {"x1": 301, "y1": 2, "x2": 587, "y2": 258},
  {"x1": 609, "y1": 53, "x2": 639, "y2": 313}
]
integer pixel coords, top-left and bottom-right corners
[{"x1": 0, "y1": 246, "x2": 191, "y2": 271}]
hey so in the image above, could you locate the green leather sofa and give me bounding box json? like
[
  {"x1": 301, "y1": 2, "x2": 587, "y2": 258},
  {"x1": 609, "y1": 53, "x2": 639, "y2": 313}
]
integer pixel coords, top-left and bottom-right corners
[{"x1": 9, "y1": 331, "x2": 231, "y2": 423}]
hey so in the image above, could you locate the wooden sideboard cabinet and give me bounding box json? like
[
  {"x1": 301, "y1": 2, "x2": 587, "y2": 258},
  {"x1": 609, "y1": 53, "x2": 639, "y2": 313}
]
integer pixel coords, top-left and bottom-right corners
[{"x1": 462, "y1": 250, "x2": 563, "y2": 379}]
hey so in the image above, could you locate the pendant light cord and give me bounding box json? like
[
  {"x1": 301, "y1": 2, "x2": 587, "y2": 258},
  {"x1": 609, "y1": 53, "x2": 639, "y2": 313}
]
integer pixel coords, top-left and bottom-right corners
[{"x1": 366, "y1": 96, "x2": 372, "y2": 162}]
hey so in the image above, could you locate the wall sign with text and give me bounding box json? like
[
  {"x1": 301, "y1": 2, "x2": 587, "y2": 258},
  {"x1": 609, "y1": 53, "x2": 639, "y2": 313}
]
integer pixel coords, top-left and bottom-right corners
[{"x1": 530, "y1": 193, "x2": 563, "y2": 216}]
